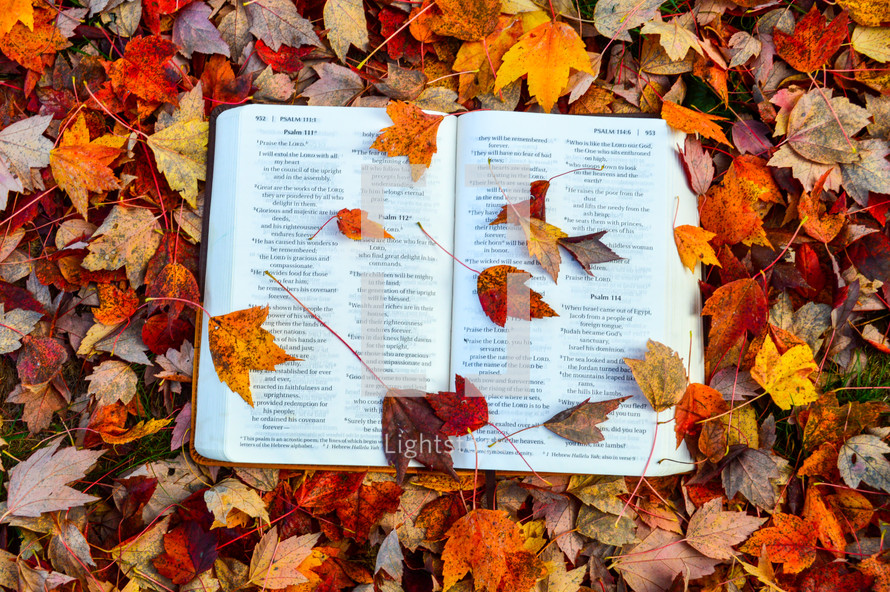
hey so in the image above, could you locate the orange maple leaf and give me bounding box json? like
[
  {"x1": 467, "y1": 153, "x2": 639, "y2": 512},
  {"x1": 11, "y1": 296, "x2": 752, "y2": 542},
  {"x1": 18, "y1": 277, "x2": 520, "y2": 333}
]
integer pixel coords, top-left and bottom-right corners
[
  {"x1": 336, "y1": 209, "x2": 394, "y2": 240},
  {"x1": 93, "y1": 282, "x2": 140, "y2": 325},
  {"x1": 207, "y1": 305, "x2": 299, "y2": 407},
  {"x1": 661, "y1": 100, "x2": 731, "y2": 146},
  {"x1": 370, "y1": 101, "x2": 445, "y2": 181},
  {"x1": 0, "y1": 7, "x2": 69, "y2": 72},
  {"x1": 49, "y1": 114, "x2": 123, "y2": 219},
  {"x1": 739, "y1": 513, "x2": 816, "y2": 574},
  {"x1": 106, "y1": 35, "x2": 180, "y2": 104},
  {"x1": 494, "y1": 20, "x2": 595, "y2": 112},
  {"x1": 701, "y1": 278, "x2": 768, "y2": 378},
  {"x1": 774, "y1": 6, "x2": 849, "y2": 73},
  {"x1": 799, "y1": 171, "x2": 845, "y2": 243},
  {"x1": 673, "y1": 225, "x2": 720, "y2": 272},
  {"x1": 442, "y1": 509, "x2": 546, "y2": 592},
  {"x1": 699, "y1": 156, "x2": 777, "y2": 247},
  {"x1": 0, "y1": 0, "x2": 33, "y2": 36}
]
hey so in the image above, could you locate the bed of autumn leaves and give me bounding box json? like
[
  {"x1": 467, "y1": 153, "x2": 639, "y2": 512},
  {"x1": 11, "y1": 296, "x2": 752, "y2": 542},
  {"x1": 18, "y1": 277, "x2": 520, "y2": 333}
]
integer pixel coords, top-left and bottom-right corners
[{"x1": 1, "y1": 0, "x2": 890, "y2": 589}]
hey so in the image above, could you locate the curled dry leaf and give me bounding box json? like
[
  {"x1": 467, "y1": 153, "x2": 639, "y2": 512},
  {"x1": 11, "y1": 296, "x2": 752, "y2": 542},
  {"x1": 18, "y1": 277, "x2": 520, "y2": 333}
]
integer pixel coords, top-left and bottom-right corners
[
  {"x1": 543, "y1": 396, "x2": 630, "y2": 444},
  {"x1": 623, "y1": 340, "x2": 688, "y2": 412}
]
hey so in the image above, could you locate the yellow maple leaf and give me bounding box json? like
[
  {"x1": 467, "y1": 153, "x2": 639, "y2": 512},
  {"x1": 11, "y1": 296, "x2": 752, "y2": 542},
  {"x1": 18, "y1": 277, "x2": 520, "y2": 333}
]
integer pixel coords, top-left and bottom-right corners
[
  {"x1": 751, "y1": 335, "x2": 819, "y2": 410},
  {"x1": 50, "y1": 114, "x2": 123, "y2": 219},
  {"x1": 494, "y1": 20, "x2": 595, "y2": 112},
  {"x1": 147, "y1": 118, "x2": 208, "y2": 208},
  {"x1": 673, "y1": 225, "x2": 720, "y2": 272},
  {"x1": 521, "y1": 217, "x2": 567, "y2": 282}
]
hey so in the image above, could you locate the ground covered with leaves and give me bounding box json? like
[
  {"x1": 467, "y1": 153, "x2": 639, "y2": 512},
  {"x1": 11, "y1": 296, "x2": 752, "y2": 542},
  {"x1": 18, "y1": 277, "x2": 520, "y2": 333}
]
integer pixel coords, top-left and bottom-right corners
[{"x1": 1, "y1": 0, "x2": 890, "y2": 590}]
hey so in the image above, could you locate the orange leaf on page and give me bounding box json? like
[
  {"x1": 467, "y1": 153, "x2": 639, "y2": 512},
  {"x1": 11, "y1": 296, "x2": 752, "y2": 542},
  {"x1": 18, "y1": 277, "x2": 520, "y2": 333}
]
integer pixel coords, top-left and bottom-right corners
[
  {"x1": 494, "y1": 20, "x2": 595, "y2": 112},
  {"x1": 674, "y1": 225, "x2": 720, "y2": 272},
  {"x1": 208, "y1": 305, "x2": 299, "y2": 407},
  {"x1": 476, "y1": 265, "x2": 557, "y2": 327},
  {"x1": 370, "y1": 101, "x2": 445, "y2": 181},
  {"x1": 774, "y1": 7, "x2": 849, "y2": 73},
  {"x1": 335, "y1": 209, "x2": 394, "y2": 240},
  {"x1": 661, "y1": 100, "x2": 731, "y2": 146}
]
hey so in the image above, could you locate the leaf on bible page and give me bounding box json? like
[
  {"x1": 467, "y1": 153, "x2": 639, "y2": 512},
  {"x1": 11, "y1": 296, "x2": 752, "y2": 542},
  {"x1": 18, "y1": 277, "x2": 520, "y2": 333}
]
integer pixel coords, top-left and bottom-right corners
[
  {"x1": 521, "y1": 217, "x2": 567, "y2": 282},
  {"x1": 336, "y1": 209, "x2": 393, "y2": 240},
  {"x1": 370, "y1": 101, "x2": 445, "y2": 181},
  {"x1": 427, "y1": 375, "x2": 489, "y2": 436},
  {"x1": 623, "y1": 340, "x2": 687, "y2": 412},
  {"x1": 490, "y1": 180, "x2": 548, "y2": 225},
  {"x1": 661, "y1": 100, "x2": 731, "y2": 146},
  {"x1": 207, "y1": 305, "x2": 299, "y2": 407},
  {"x1": 543, "y1": 396, "x2": 630, "y2": 444},
  {"x1": 557, "y1": 232, "x2": 623, "y2": 274},
  {"x1": 673, "y1": 225, "x2": 720, "y2": 272},
  {"x1": 382, "y1": 391, "x2": 457, "y2": 485},
  {"x1": 494, "y1": 20, "x2": 595, "y2": 112},
  {"x1": 476, "y1": 265, "x2": 558, "y2": 327}
]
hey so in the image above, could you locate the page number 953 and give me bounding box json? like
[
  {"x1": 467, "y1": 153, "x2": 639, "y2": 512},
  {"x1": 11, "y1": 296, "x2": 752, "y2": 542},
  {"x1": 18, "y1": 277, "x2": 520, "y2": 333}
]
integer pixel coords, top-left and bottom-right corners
[{"x1": 645, "y1": 130, "x2": 655, "y2": 136}]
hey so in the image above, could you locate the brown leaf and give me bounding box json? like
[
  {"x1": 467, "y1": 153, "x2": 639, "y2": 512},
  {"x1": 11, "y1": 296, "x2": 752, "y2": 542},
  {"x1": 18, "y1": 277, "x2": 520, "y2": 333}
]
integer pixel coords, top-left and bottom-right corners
[
  {"x1": 382, "y1": 391, "x2": 457, "y2": 484},
  {"x1": 543, "y1": 396, "x2": 630, "y2": 444},
  {"x1": 557, "y1": 232, "x2": 622, "y2": 274},
  {"x1": 786, "y1": 88, "x2": 871, "y2": 165},
  {"x1": 208, "y1": 305, "x2": 299, "y2": 407},
  {"x1": 614, "y1": 529, "x2": 719, "y2": 592},
  {"x1": 623, "y1": 340, "x2": 688, "y2": 412}
]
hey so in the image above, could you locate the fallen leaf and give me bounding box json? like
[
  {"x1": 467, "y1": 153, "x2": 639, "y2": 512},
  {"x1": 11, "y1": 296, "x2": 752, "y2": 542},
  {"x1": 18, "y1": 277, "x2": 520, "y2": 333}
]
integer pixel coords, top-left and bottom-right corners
[
  {"x1": 661, "y1": 100, "x2": 731, "y2": 145},
  {"x1": 494, "y1": 20, "x2": 595, "y2": 112},
  {"x1": 442, "y1": 509, "x2": 545, "y2": 592},
  {"x1": 153, "y1": 521, "x2": 218, "y2": 585},
  {"x1": 370, "y1": 101, "x2": 445, "y2": 181},
  {"x1": 333, "y1": 209, "x2": 394, "y2": 240},
  {"x1": 0, "y1": 8, "x2": 70, "y2": 71},
  {"x1": 301, "y1": 63, "x2": 364, "y2": 106},
  {"x1": 674, "y1": 383, "x2": 728, "y2": 447},
  {"x1": 740, "y1": 513, "x2": 816, "y2": 574},
  {"x1": 382, "y1": 391, "x2": 457, "y2": 484},
  {"x1": 3, "y1": 438, "x2": 103, "y2": 519},
  {"x1": 838, "y1": 434, "x2": 890, "y2": 492},
  {"x1": 594, "y1": 0, "x2": 663, "y2": 41},
  {"x1": 173, "y1": 2, "x2": 230, "y2": 58},
  {"x1": 82, "y1": 206, "x2": 163, "y2": 288},
  {"x1": 674, "y1": 225, "x2": 720, "y2": 272},
  {"x1": 101, "y1": 418, "x2": 171, "y2": 444},
  {"x1": 147, "y1": 118, "x2": 208, "y2": 208},
  {"x1": 802, "y1": 486, "x2": 845, "y2": 557},
  {"x1": 0, "y1": 0, "x2": 32, "y2": 36},
  {"x1": 0, "y1": 114, "x2": 52, "y2": 200},
  {"x1": 701, "y1": 278, "x2": 768, "y2": 376},
  {"x1": 375, "y1": 529, "x2": 404, "y2": 580},
  {"x1": 521, "y1": 217, "x2": 567, "y2": 282},
  {"x1": 680, "y1": 136, "x2": 714, "y2": 195},
  {"x1": 93, "y1": 282, "x2": 140, "y2": 325},
  {"x1": 427, "y1": 375, "x2": 489, "y2": 436},
  {"x1": 5, "y1": 382, "x2": 66, "y2": 434},
  {"x1": 840, "y1": 139, "x2": 890, "y2": 207},
  {"x1": 248, "y1": 527, "x2": 321, "y2": 589},
  {"x1": 430, "y1": 0, "x2": 499, "y2": 41},
  {"x1": 543, "y1": 396, "x2": 630, "y2": 444},
  {"x1": 623, "y1": 340, "x2": 687, "y2": 412},
  {"x1": 728, "y1": 31, "x2": 762, "y2": 68},
  {"x1": 50, "y1": 114, "x2": 122, "y2": 219},
  {"x1": 323, "y1": 0, "x2": 368, "y2": 63},
  {"x1": 254, "y1": 39, "x2": 313, "y2": 73},
  {"x1": 557, "y1": 232, "x2": 622, "y2": 274},
  {"x1": 774, "y1": 7, "x2": 849, "y2": 72},
  {"x1": 751, "y1": 335, "x2": 819, "y2": 410},
  {"x1": 305, "y1": 477, "x2": 402, "y2": 543},
  {"x1": 207, "y1": 305, "x2": 298, "y2": 407},
  {"x1": 476, "y1": 265, "x2": 558, "y2": 327},
  {"x1": 722, "y1": 448, "x2": 780, "y2": 510},
  {"x1": 205, "y1": 478, "x2": 271, "y2": 528},
  {"x1": 641, "y1": 15, "x2": 703, "y2": 61},
  {"x1": 685, "y1": 498, "x2": 766, "y2": 560},
  {"x1": 86, "y1": 360, "x2": 138, "y2": 406},
  {"x1": 614, "y1": 528, "x2": 719, "y2": 592},
  {"x1": 452, "y1": 15, "x2": 524, "y2": 101},
  {"x1": 110, "y1": 515, "x2": 173, "y2": 591},
  {"x1": 0, "y1": 305, "x2": 42, "y2": 354},
  {"x1": 851, "y1": 26, "x2": 890, "y2": 62},
  {"x1": 106, "y1": 35, "x2": 180, "y2": 103},
  {"x1": 786, "y1": 88, "x2": 871, "y2": 165},
  {"x1": 146, "y1": 262, "x2": 201, "y2": 318},
  {"x1": 244, "y1": 0, "x2": 321, "y2": 51}
]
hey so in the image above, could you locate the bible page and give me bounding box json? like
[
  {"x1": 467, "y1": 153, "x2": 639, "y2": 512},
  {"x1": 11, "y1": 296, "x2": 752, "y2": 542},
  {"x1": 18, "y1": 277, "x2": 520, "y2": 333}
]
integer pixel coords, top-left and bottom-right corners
[
  {"x1": 196, "y1": 105, "x2": 458, "y2": 465},
  {"x1": 448, "y1": 110, "x2": 700, "y2": 475}
]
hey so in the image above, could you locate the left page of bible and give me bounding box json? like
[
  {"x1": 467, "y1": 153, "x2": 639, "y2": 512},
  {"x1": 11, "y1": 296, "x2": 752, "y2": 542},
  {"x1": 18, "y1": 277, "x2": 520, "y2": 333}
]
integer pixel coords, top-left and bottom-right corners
[{"x1": 195, "y1": 105, "x2": 458, "y2": 465}]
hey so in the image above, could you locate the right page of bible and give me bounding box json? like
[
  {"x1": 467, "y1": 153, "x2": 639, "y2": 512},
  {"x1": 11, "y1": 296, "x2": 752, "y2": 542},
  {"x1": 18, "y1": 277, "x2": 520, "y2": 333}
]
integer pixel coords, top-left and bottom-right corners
[{"x1": 448, "y1": 110, "x2": 701, "y2": 475}]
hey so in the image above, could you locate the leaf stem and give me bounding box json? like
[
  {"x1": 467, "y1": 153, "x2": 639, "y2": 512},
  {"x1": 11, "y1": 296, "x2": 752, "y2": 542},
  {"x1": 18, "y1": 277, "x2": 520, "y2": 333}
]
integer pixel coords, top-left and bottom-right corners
[
  {"x1": 416, "y1": 223, "x2": 480, "y2": 275},
  {"x1": 309, "y1": 213, "x2": 338, "y2": 240}
]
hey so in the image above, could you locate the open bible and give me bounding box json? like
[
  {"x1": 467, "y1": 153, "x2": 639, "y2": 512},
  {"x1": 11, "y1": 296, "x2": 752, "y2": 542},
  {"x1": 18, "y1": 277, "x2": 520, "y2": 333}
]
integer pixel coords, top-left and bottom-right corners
[{"x1": 193, "y1": 105, "x2": 703, "y2": 476}]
